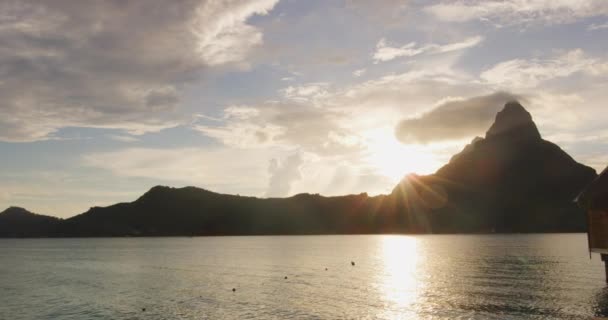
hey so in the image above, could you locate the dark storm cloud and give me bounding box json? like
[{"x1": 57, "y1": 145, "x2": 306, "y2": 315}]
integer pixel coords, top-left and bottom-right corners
[
  {"x1": 0, "y1": 0, "x2": 278, "y2": 141},
  {"x1": 395, "y1": 91, "x2": 521, "y2": 143}
]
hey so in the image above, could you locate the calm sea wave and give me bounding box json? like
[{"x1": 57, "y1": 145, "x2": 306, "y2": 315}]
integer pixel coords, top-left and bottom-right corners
[{"x1": 0, "y1": 234, "x2": 606, "y2": 319}]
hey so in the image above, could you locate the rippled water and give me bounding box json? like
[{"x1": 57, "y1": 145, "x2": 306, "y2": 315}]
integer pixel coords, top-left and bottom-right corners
[{"x1": 0, "y1": 234, "x2": 607, "y2": 319}]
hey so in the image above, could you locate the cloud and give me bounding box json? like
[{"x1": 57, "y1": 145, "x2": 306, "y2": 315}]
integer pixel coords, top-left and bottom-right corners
[
  {"x1": 194, "y1": 101, "x2": 364, "y2": 156},
  {"x1": 395, "y1": 91, "x2": 520, "y2": 143},
  {"x1": 83, "y1": 147, "x2": 277, "y2": 195},
  {"x1": 266, "y1": 152, "x2": 304, "y2": 197},
  {"x1": 107, "y1": 134, "x2": 139, "y2": 143},
  {"x1": 343, "y1": 0, "x2": 409, "y2": 25},
  {"x1": 434, "y1": 36, "x2": 484, "y2": 53},
  {"x1": 195, "y1": 51, "x2": 484, "y2": 156},
  {"x1": 588, "y1": 21, "x2": 608, "y2": 30},
  {"x1": 192, "y1": 0, "x2": 278, "y2": 66},
  {"x1": 281, "y1": 82, "x2": 330, "y2": 103},
  {"x1": 373, "y1": 39, "x2": 426, "y2": 62},
  {"x1": 373, "y1": 36, "x2": 483, "y2": 63},
  {"x1": 480, "y1": 49, "x2": 606, "y2": 88},
  {"x1": 425, "y1": 0, "x2": 608, "y2": 26},
  {"x1": 0, "y1": 0, "x2": 278, "y2": 142},
  {"x1": 81, "y1": 146, "x2": 395, "y2": 199},
  {"x1": 353, "y1": 69, "x2": 366, "y2": 77}
]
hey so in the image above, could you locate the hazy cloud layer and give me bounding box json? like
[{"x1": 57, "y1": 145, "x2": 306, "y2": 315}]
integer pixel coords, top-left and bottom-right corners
[
  {"x1": 425, "y1": 0, "x2": 608, "y2": 26},
  {"x1": 83, "y1": 147, "x2": 275, "y2": 195},
  {"x1": 395, "y1": 92, "x2": 520, "y2": 143},
  {"x1": 195, "y1": 101, "x2": 364, "y2": 156},
  {"x1": 481, "y1": 49, "x2": 608, "y2": 89},
  {"x1": 0, "y1": 0, "x2": 278, "y2": 141}
]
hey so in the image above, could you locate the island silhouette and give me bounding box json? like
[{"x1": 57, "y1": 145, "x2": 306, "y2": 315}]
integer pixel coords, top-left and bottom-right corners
[{"x1": 0, "y1": 102, "x2": 597, "y2": 237}]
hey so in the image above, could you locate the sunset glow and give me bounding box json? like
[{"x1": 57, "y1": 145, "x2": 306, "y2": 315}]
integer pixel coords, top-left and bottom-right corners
[
  {"x1": 364, "y1": 128, "x2": 442, "y2": 179},
  {"x1": 0, "y1": 0, "x2": 607, "y2": 217}
]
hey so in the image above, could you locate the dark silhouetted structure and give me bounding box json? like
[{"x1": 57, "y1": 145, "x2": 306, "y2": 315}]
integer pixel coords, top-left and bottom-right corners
[{"x1": 577, "y1": 165, "x2": 608, "y2": 281}]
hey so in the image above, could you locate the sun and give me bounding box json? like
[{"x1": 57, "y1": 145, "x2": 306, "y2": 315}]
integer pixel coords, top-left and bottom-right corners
[{"x1": 363, "y1": 127, "x2": 441, "y2": 180}]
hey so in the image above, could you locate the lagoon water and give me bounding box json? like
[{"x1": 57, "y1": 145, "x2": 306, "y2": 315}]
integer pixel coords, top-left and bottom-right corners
[{"x1": 0, "y1": 234, "x2": 607, "y2": 319}]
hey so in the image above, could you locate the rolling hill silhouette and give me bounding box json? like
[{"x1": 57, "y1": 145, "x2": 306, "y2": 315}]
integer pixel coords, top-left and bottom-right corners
[
  {"x1": 0, "y1": 102, "x2": 598, "y2": 237},
  {"x1": 0, "y1": 207, "x2": 61, "y2": 237}
]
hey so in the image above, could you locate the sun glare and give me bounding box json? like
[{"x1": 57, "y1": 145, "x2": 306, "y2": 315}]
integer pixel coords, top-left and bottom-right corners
[
  {"x1": 363, "y1": 128, "x2": 441, "y2": 180},
  {"x1": 378, "y1": 235, "x2": 423, "y2": 319}
]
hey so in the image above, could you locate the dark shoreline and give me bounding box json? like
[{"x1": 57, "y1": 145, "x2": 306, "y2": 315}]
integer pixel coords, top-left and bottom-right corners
[{"x1": 0, "y1": 231, "x2": 588, "y2": 239}]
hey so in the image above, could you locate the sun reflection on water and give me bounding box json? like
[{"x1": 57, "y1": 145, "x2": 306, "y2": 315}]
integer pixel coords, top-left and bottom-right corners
[{"x1": 377, "y1": 235, "x2": 424, "y2": 320}]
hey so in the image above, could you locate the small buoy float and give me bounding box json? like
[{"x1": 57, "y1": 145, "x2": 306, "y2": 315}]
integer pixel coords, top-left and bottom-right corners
[
  {"x1": 284, "y1": 276, "x2": 288, "y2": 279},
  {"x1": 351, "y1": 261, "x2": 355, "y2": 266},
  {"x1": 232, "y1": 288, "x2": 236, "y2": 292},
  {"x1": 142, "y1": 308, "x2": 146, "y2": 312},
  {"x1": 325, "y1": 268, "x2": 328, "y2": 271}
]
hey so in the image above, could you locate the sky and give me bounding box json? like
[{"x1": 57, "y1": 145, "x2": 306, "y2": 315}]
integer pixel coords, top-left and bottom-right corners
[{"x1": 1, "y1": 0, "x2": 608, "y2": 218}]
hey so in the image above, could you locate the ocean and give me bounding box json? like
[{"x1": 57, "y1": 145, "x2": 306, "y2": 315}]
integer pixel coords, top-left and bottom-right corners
[{"x1": 0, "y1": 234, "x2": 606, "y2": 319}]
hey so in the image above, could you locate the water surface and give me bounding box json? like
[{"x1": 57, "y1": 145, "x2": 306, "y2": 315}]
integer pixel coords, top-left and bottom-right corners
[{"x1": 1, "y1": 234, "x2": 607, "y2": 319}]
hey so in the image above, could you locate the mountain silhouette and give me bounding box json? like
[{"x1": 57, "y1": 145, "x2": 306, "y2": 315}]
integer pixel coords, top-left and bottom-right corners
[
  {"x1": 0, "y1": 102, "x2": 598, "y2": 237},
  {"x1": 392, "y1": 101, "x2": 597, "y2": 232},
  {"x1": 0, "y1": 207, "x2": 60, "y2": 237}
]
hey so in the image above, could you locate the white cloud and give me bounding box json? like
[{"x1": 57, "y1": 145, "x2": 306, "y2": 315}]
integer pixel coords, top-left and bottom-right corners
[
  {"x1": 196, "y1": 121, "x2": 286, "y2": 149},
  {"x1": 266, "y1": 152, "x2": 304, "y2": 197},
  {"x1": 373, "y1": 36, "x2": 483, "y2": 63},
  {"x1": 194, "y1": 101, "x2": 363, "y2": 155},
  {"x1": 434, "y1": 36, "x2": 484, "y2": 53},
  {"x1": 480, "y1": 49, "x2": 606, "y2": 88},
  {"x1": 196, "y1": 55, "x2": 481, "y2": 157},
  {"x1": 223, "y1": 105, "x2": 261, "y2": 120},
  {"x1": 194, "y1": 54, "x2": 484, "y2": 181},
  {"x1": 282, "y1": 82, "x2": 330, "y2": 103},
  {"x1": 353, "y1": 69, "x2": 367, "y2": 77},
  {"x1": 373, "y1": 38, "x2": 426, "y2": 62},
  {"x1": 192, "y1": 0, "x2": 278, "y2": 66},
  {"x1": 425, "y1": 0, "x2": 608, "y2": 26},
  {"x1": 0, "y1": 0, "x2": 279, "y2": 142},
  {"x1": 588, "y1": 21, "x2": 608, "y2": 30}
]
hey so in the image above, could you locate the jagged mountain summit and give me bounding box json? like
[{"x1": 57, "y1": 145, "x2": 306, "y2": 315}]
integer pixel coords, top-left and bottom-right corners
[
  {"x1": 0, "y1": 101, "x2": 598, "y2": 237},
  {"x1": 394, "y1": 101, "x2": 597, "y2": 233},
  {"x1": 485, "y1": 101, "x2": 542, "y2": 141}
]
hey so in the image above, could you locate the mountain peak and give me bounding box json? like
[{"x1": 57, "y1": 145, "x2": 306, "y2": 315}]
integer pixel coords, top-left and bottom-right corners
[
  {"x1": 1, "y1": 206, "x2": 31, "y2": 216},
  {"x1": 485, "y1": 101, "x2": 541, "y2": 141}
]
